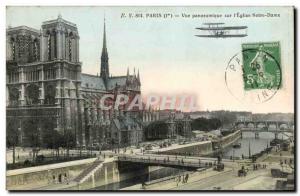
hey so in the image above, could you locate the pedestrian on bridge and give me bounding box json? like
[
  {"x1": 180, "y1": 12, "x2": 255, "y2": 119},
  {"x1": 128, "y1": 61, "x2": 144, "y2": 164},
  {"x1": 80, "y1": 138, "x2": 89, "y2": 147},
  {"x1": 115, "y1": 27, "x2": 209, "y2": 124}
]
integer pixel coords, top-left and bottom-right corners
[
  {"x1": 199, "y1": 159, "x2": 201, "y2": 166},
  {"x1": 185, "y1": 173, "x2": 189, "y2": 183},
  {"x1": 176, "y1": 176, "x2": 181, "y2": 187},
  {"x1": 182, "y1": 175, "x2": 186, "y2": 183}
]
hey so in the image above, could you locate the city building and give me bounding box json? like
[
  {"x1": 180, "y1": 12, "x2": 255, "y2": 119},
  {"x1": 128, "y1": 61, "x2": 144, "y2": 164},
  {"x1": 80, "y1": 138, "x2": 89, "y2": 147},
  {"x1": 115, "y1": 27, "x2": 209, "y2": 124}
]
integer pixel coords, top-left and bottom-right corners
[{"x1": 6, "y1": 15, "x2": 143, "y2": 148}]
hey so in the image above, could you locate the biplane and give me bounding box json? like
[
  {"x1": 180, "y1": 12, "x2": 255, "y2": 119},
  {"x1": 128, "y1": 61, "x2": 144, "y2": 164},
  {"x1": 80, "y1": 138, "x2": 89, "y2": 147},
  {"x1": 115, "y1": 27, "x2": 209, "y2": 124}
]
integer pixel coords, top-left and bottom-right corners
[{"x1": 195, "y1": 23, "x2": 248, "y2": 38}]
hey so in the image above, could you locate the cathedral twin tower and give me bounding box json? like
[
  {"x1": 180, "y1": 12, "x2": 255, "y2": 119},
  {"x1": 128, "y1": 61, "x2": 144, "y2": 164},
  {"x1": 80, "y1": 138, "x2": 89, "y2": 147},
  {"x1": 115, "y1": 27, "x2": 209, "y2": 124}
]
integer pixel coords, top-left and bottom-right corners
[{"x1": 6, "y1": 15, "x2": 141, "y2": 148}]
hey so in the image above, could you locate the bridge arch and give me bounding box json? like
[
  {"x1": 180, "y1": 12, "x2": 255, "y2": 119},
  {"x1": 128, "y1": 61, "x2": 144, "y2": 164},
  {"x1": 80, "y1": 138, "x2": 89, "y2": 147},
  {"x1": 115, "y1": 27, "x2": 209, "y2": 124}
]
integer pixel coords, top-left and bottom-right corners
[
  {"x1": 278, "y1": 123, "x2": 289, "y2": 130},
  {"x1": 267, "y1": 123, "x2": 277, "y2": 130},
  {"x1": 257, "y1": 122, "x2": 267, "y2": 129},
  {"x1": 246, "y1": 122, "x2": 255, "y2": 129},
  {"x1": 236, "y1": 122, "x2": 246, "y2": 129}
]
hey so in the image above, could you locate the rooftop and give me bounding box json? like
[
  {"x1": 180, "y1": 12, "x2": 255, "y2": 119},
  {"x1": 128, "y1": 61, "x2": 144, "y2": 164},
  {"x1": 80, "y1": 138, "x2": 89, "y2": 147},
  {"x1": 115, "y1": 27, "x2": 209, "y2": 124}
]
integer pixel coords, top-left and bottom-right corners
[
  {"x1": 42, "y1": 14, "x2": 76, "y2": 27},
  {"x1": 6, "y1": 25, "x2": 40, "y2": 34}
]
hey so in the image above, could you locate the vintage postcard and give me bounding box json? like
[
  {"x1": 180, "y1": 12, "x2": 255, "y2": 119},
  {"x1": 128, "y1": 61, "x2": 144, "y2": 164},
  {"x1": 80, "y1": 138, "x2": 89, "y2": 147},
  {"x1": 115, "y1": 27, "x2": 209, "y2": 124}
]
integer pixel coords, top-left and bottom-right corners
[{"x1": 6, "y1": 6, "x2": 295, "y2": 191}]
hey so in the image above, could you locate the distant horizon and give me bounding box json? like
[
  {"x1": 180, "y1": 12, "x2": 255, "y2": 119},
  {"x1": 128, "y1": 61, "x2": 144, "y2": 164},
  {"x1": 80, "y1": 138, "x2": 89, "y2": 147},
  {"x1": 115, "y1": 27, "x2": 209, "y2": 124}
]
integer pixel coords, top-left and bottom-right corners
[
  {"x1": 188, "y1": 110, "x2": 294, "y2": 114},
  {"x1": 162, "y1": 109, "x2": 294, "y2": 115}
]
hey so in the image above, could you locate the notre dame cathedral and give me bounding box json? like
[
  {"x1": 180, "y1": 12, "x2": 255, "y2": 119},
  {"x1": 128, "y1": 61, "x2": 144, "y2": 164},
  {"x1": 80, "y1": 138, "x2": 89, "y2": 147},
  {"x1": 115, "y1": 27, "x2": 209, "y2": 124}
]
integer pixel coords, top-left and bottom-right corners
[{"x1": 6, "y1": 15, "x2": 157, "y2": 149}]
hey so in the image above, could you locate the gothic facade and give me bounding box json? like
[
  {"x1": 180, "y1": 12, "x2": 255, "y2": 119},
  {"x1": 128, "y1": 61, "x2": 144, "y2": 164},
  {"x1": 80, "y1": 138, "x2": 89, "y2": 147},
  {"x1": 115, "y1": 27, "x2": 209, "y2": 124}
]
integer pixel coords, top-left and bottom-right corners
[{"x1": 6, "y1": 15, "x2": 144, "y2": 148}]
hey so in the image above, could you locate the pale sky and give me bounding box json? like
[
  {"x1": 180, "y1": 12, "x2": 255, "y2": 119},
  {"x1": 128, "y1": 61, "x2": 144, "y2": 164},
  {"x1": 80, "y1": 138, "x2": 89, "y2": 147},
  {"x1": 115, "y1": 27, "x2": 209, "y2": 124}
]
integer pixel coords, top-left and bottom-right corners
[{"x1": 6, "y1": 6, "x2": 294, "y2": 113}]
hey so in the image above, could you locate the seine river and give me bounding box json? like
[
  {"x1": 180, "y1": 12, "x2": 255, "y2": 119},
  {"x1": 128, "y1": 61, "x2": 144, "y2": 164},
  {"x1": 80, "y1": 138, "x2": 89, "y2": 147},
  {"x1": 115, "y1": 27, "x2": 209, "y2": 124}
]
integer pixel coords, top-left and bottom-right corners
[{"x1": 223, "y1": 131, "x2": 291, "y2": 158}]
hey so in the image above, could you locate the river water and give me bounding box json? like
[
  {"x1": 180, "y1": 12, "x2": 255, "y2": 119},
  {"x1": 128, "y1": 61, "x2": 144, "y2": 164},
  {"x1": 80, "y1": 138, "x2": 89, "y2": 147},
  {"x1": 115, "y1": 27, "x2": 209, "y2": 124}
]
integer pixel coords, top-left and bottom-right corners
[
  {"x1": 223, "y1": 131, "x2": 291, "y2": 158},
  {"x1": 93, "y1": 167, "x2": 185, "y2": 190}
]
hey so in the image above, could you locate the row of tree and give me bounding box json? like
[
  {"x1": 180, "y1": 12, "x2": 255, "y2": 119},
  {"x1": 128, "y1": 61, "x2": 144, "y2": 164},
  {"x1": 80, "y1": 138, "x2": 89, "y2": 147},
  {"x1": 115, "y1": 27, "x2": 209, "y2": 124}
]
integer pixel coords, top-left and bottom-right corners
[
  {"x1": 144, "y1": 120, "x2": 169, "y2": 140},
  {"x1": 6, "y1": 118, "x2": 76, "y2": 165},
  {"x1": 144, "y1": 117, "x2": 222, "y2": 140},
  {"x1": 191, "y1": 117, "x2": 222, "y2": 131}
]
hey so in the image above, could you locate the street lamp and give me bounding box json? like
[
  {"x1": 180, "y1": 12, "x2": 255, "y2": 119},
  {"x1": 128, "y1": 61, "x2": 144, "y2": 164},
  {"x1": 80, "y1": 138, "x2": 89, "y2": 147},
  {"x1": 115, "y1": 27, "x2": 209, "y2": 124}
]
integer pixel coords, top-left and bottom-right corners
[{"x1": 233, "y1": 148, "x2": 235, "y2": 162}]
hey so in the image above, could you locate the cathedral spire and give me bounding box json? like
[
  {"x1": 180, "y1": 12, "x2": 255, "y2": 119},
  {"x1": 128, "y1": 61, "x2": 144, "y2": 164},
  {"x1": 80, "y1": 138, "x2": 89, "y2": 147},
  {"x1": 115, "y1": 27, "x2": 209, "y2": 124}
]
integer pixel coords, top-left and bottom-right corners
[
  {"x1": 102, "y1": 18, "x2": 107, "y2": 54},
  {"x1": 100, "y1": 17, "x2": 109, "y2": 82},
  {"x1": 137, "y1": 69, "x2": 141, "y2": 85}
]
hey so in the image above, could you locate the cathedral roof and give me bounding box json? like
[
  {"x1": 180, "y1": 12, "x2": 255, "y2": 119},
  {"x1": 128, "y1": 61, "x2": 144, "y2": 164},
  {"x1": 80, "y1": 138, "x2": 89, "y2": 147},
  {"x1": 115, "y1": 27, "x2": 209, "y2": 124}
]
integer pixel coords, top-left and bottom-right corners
[
  {"x1": 81, "y1": 73, "x2": 140, "y2": 91},
  {"x1": 81, "y1": 73, "x2": 106, "y2": 90},
  {"x1": 107, "y1": 76, "x2": 127, "y2": 90}
]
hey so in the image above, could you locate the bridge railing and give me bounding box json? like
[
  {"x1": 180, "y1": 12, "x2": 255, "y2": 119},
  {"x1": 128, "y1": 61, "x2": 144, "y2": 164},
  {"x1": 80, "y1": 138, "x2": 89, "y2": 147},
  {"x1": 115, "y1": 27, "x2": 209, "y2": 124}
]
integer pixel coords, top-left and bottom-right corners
[{"x1": 116, "y1": 156, "x2": 215, "y2": 168}]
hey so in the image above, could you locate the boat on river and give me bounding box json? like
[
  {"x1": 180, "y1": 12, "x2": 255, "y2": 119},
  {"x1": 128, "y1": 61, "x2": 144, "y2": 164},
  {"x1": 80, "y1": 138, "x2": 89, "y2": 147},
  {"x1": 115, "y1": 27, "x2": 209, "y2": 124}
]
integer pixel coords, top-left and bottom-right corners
[{"x1": 232, "y1": 143, "x2": 241, "y2": 148}]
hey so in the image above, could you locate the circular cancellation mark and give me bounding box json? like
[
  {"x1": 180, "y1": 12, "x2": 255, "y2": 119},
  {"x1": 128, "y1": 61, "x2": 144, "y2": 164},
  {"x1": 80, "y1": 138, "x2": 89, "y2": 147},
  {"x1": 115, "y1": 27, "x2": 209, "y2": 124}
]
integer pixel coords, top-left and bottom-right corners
[{"x1": 225, "y1": 48, "x2": 282, "y2": 104}]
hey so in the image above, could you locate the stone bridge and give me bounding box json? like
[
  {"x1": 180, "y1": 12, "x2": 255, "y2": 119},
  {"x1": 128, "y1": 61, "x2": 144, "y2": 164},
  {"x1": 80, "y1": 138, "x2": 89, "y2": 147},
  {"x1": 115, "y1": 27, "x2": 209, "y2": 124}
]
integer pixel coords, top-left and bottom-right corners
[
  {"x1": 116, "y1": 154, "x2": 229, "y2": 170},
  {"x1": 117, "y1": 155, "x2": 210, "y2": 170},
  {"x1": 234, "y1": 120, "x2": 294, "y2": 138}
]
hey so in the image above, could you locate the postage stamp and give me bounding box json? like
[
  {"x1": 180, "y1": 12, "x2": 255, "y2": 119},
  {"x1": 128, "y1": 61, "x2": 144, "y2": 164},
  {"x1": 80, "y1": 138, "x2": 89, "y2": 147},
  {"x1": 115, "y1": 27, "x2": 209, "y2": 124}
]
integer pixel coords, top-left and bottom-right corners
[
  {"x1": 225, "y1": 42, "x2": 282, "y2": 104},
  {"x1": 241, "y1": 42, "x2": 281, "y2": 90}
]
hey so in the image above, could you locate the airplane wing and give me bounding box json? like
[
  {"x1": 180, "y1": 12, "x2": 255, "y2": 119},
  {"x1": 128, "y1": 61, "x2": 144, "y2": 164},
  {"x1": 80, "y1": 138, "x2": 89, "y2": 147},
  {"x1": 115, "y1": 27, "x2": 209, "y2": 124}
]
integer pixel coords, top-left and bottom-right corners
[
  {"x1": 196, "y1": 26, "x2": 248, "y2": 30},
  {"x1": 195, "y1": 34, "x2": 248, "y2": 38},
  {"x1": 203, "y1": 23, "x2": 225, "y2": 25}
]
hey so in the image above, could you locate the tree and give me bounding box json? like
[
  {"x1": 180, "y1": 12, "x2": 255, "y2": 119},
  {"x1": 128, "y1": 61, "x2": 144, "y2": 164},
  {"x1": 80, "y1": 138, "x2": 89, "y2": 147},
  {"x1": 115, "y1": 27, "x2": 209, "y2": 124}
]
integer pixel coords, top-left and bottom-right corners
[
  {"x1": 211, "y1": 111, "x2": 237, "y2": 127},
  {"x1": 7, "y1": 119, "x2": 19, "y2": 165},
  {"x1": 42, "y1": 126, "x2": 64, "y2": 159},
  {"x1": 191, "y1": 118, "x2": 221, "y2": 131},
  {"x1": 24, "y1": 119, "x2": 41, "y2": 162},
  {"x1": 62, "y1": 129, "x2": 76, "y2": 158},
  {"x1": 145, "y1": 120, "x2": 168, "y2": 140}
]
